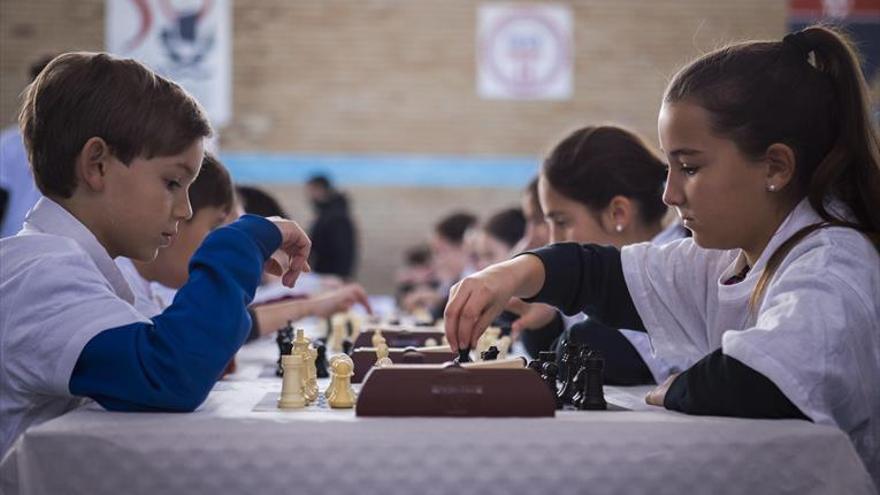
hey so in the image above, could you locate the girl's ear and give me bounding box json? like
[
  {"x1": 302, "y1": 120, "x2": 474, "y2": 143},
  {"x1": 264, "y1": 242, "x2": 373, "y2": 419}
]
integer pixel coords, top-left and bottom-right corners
[
  {"x1": 75, "y1": 137, "x2": 113, "y2": 193},
  {"x1": 602, "y1": 195, "x2": 634, "y2": 234},
  {"x1": 763, "y1": 143, "x2": 797, "y2": 192}
]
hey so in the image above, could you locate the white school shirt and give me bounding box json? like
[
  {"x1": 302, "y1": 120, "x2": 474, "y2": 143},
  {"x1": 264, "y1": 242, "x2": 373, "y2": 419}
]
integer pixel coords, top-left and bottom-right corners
[
  {"x1": 621, "y1": 199, "x2": 880, "y2": 483},
  {"x1": 115, "y1": 257, "x2": 166, "y2": 318},
  {"x1": 618, "y1": 222, "x2": 692, "y2": 383},
  {"x1": 0, "y1": 198, "x2": 149, "y2": 456}
]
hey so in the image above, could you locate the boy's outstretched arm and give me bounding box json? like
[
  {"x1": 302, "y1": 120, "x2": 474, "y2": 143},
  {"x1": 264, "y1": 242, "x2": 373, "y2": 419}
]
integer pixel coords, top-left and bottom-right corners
[{"x1": 69, "y1": 215, "x2": 306, "y2": 411}]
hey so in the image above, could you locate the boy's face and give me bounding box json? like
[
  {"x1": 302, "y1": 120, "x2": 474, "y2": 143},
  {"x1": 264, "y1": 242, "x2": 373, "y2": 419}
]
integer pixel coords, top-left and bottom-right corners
[
  {"x1": 102, "y1": 140, "x2": 204, "y2": 260},
  {"x1": 151, "y1": 205, "x2": 230, "y2": 288}
]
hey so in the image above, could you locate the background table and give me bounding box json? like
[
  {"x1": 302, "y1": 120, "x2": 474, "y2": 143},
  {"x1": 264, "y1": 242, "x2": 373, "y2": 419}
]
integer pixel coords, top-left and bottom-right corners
[{"x1": 2, "y1": 336, "x2": 875, "y2": 495}]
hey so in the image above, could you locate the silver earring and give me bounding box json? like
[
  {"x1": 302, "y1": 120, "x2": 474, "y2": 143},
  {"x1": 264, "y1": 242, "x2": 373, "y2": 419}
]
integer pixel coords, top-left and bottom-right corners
[
  {"x1": 615, "y1": 225, "x2": 623, "y2": 233},
  {"x1": 768, "y1": 184, "x2": 776, "y2": 192}
]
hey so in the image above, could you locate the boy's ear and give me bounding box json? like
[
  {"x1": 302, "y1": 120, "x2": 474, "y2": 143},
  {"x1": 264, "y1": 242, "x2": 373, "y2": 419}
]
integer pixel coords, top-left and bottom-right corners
[
  {"x1": 763, "y1": 143, "x2": 797, "y2": 192},
  {"x1": 76, "y1": 137, "x2": 113, "y2": 193}
]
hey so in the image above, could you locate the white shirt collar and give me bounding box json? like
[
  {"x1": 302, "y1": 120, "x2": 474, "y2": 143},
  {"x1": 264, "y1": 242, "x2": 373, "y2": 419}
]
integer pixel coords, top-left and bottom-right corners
[{"x1": 22, "y1": 197, "x2": 136, "y2": 305}]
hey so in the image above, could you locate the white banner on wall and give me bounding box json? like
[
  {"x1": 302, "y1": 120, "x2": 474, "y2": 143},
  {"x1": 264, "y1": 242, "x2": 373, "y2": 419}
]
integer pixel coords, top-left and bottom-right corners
[
  {"x1": 105, "y1": 0, "x2": 232, "y2": 126},
  {"x1": 477, "y1": 3, "x2": 573, "y2": 100}
]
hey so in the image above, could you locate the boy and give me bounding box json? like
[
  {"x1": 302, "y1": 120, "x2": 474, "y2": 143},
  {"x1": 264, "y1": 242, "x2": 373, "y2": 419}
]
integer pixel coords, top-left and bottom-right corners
[
  {"x1": 0, "y1": 52, "x2": 311, "y2": 456},
  {"x1": 118, "y1": 153, "x2": 371, "y2": 333}
]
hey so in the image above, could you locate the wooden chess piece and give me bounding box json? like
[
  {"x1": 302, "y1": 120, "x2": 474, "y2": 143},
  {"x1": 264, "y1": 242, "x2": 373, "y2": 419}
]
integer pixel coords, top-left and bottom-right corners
[
  {"x1": 371, "y1": 329, "x2": 384, "y2": 348},
  {"x1": 325, "y1": 355, "x2": 352, "y2": 398},
  {"x1": 304, "y1": 346, "x2": 319, "y2": 403},
  {"x1": 327, "y1": 359, "x2": 356, "y2": 408},
  {"x1": 375, "y1": 342, "x2": 390, "y2": 366},
  {"x1": 278, "y1": 354, "x2": 306, "y2": 409},
  {"x1": 542, "y1": 361, "x2": 563, "y2": 409},
  {"x1": 495, "y1": 336, "x2": 512, "y2": 359},
  {"x1": 424, "y1": 337, "x2": 438, "y2": 347},
  {"x1": 315, "y1": 342, "x2": 329, "y2": 378},
  {"x1": 579, "y1": 350, "x2": 607, "y2": 410}
]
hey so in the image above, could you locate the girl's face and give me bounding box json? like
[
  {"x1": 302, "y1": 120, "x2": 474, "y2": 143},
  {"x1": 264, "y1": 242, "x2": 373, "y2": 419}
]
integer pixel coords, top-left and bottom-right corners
[
  {"x1": 538, "y1": 175, "x2": 617, "y2": 246},
  {"x1": 472, "y1": 231, "x2": 513, "y2": 271},
  {"x1": 658, "y1": 101, "x2": 772, "y2": 252},
  {"x1": 520, "y1": 191, "x2": 550, "y2": 250}
]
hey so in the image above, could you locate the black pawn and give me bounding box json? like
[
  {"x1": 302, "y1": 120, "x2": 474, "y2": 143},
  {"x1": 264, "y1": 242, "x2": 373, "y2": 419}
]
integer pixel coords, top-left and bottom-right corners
[
  {"x1": 275, "y1": 326, "x2": 294, "y2": 377},
  {"x1": 457, "y1": 348, "x2": 472, "y2": 363},
  {"x1": 480, "y1": 345, "x2": 499, "y2": 361},
  {"x1": 541, "y1": 361, "x2": 563, "y2": 409},
  {"x1": 527, "y1": 359, "x2": 543, "y2": 374},
  {"x1": 341, "y1": 338, "x2": 353, "y2": 355},
  {"x1": 315, "y1": 343, "x2": 329, "y2": 378},
  {"x1": 579, "y1": 351, "x2": 607, "y2": 410},
  {"x1": 557, "y1": 341, "x2": 581, "y2": 405}
]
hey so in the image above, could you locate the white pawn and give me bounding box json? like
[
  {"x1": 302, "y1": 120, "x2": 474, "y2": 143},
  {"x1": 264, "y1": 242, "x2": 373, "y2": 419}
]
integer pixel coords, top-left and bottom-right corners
[
  {"x1": 424, "y1": 337, "x2": 438, "y2": 347},
  {"x1": 327, "y1": 359, "x2": 357, "y2": 409},
  {"x1": 278, "y1": 354, "x2": 306, "y2": 409},
  {"x1": 375, "y1": 342, "x2": 390, "y2": 367},
  {"x1": 325, "y1": 354, "x2": 352, "y2": 399},
  {"x1": 496, "y1": 335, "x2": 512, "y2": 359},
  {"x1": 371, "y1": 329, "x2": 384, "y2": 348}
]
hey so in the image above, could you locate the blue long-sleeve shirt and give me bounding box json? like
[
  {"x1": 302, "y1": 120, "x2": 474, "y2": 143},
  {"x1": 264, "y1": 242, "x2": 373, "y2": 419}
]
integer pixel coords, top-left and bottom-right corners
[{"x1": 69, "y1": 215, "x2": 280, "y2": 411}]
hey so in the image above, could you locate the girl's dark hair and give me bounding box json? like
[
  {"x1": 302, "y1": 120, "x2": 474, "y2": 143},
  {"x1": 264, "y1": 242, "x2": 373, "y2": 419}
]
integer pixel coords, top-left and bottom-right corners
[
  {"x1": 665, "y1": 25, "x2": 880, "y2": 310},
  {"x1": 542, "y1": 125, "x2": 667, "y2": 226},
  {"x1": 484, "y1": 208, "x2": 526, "y2": 249},
  {"x1": 524, "y1": 176, "x2": 544, "y2": 221}
]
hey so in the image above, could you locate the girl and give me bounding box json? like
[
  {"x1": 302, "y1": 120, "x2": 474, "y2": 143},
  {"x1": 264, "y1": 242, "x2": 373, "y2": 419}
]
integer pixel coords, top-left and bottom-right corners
[
  {"x1": 523, "y1": 125, "x2": 689, "y2": 384},
  {"x1": 444, "y1": 26, "x2": 880, "y2": 483}
]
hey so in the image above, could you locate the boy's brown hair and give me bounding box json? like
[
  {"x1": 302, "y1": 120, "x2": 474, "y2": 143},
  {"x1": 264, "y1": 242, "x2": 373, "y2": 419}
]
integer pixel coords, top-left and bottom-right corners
[
  {"x1": 190, "y1": 153, "x2": 234, "y2": 218},
  {"x1": 18, "y1": 51, "x2": 212, "y2": 199}
]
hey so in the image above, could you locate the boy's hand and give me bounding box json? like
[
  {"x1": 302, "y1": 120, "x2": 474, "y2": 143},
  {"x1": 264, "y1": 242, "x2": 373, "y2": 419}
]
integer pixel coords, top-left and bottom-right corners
[{"x1": 265, "y1": 218, "x2": 311, "y2": 287}]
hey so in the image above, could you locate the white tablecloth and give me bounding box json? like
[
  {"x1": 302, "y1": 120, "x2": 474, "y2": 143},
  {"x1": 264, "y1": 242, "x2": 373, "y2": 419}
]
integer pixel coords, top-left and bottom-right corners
[{"x1": 2, "y1": 337, "x2": 875, "y2": 495}]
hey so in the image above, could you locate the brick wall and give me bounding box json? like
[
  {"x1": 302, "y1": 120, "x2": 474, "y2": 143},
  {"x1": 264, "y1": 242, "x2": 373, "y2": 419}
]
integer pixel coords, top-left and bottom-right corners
[{"x1": 0, "y1": 1, "x2": 788, "y2": 293}]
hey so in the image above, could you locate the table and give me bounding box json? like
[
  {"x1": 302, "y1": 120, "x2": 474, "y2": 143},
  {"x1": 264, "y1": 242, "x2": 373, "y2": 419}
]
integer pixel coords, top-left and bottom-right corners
[{"x1": 2, "y1": 336, "x2": 875, "y2": 495}]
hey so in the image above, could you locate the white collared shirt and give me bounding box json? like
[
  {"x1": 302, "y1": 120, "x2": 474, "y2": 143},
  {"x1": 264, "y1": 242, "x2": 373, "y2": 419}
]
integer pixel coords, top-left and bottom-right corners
[
  {"x1": 115, "y1": 257, "x2": 166, "y2": 318},
  {"x1": 0, "y1": 198, "x2": 149, "y2": 455},
  {"x1": 622, "y1": 199, "x2": 880, "y2": 483}
]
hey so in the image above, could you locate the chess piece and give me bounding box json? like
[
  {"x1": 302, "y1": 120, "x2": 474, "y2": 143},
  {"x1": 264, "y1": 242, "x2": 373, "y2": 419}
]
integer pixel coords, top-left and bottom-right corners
[
  {"x1": 275, "y1": 324, "x2": 294, "y2": 377},
  {"x1": 571, "y1": 366, "x2": 587, "y2": 409},
  {"x1": 527, "y1": 359, "x2": 543, "y2": 374},
  {"x1": 315, "y1": 343, "x2": 329, "y2": 378},
  {"x1": 542, "y1": 361, "x2": 563, "y2": 409},
  {"x1": 579, "y1": 351, "x2": 607, "y2": 410},
  {"x1": 278, "y1": 354, "x2": 306, "y2": 409},
  {"x1": 325, "y1": 355, "x2": 352, "y2": 398},
  {"x1": 539, "y1": 351, "x2": 556, "y2": 365},
  {"x1": 327, "y1": 358, "x2": 357, "y2": 408},
  {"x1": 341, "y1": 338, "x2": 353, "y2": 355},
  {"x1": 424, "y1": 338, "x2": 438, "y2": 347},
  {"x1": 557, "y1": 341, "x2": 581, "y2": 405},
  {"x1": 291, "y1": 329, "x2": 311, "y2": 401},
  {"x1": 371, "y1": 329, "x2": 384, "y2": 348},
  {"x1": 495, "y1": 336, "x2": 512, "y2": 359},
  {"x1": 375, "y1": 357, "x2": 393, "y2": 368},
  {"x1": 375, "y1": 342, "x2": 390, "y2": 366},
  {"x1": 304, "y1": 346, "x2": 319, "y2": 403},
  {"x1": 456, "y1": 348, "x2": 472, "y2": 363},
  {"x1": 480, "y1": 345, "x2": 499, "y2": 361}
]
